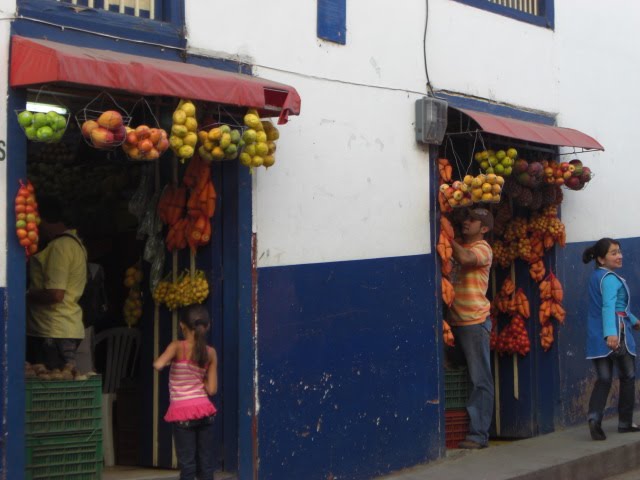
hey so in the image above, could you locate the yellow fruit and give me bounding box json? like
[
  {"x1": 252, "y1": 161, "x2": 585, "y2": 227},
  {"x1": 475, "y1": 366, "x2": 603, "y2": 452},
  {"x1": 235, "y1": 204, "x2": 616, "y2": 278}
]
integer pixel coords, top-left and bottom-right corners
[
  {"x1": 134, "y1": 271, "x2": 143, "y2": 282},
  {"x1": 471, "y1": 177, "x2": 483, "y2": 188},
  {"x1": 244, "y1": 113, "x2": 261, "y2": 129},
  {"x1": 239, "y1": 152, "x2": 252, "y2": 166},
  {"x1": 244, "y1": 144, "x2": 256, "y2": 157},
  {"x1": 197, "y1": 131, "x2": 209, "y2": 144},
  {"x1": 481, "y1": 183, "x2": 492, "y2": 193},
  {"x1": 251, "y1": 155, "x2": 264, "y2": 167},
  {"x1": 492, "y1": 194, "x2": 501, "y2": 202},
  {"x1": 486, "y1": 173, "x2": 497, "y2": 185},
  {"x1": 481, "y1": 192, "x2": 493, "y2": 201},
  {"x1": 463, "y1": 175, "x2": 474, "y2": 185},
  {"x1": 180, "y1": 101, "x2": 196, "y2": 117},
  {"x1": 263, "y1": 155, "x2": 275, "y2": 167},
  {"x1": 124, "y1": 277, "x2": 135, "y2": 288},
  {"x1": 243, "y1": 129, "x2": 257, "y2": 144},
  {"x1": 211, "y1": 147, "x2": 225, "y2": 160},
  {"x1": 208, "y1": 128, "x2": 222, "y2": 141},
  {"x1": 172, "y1": 110, "x2": 187, "y2": 125},
  {"x1": 267, "y1": 141, "x2": 277, "y2": 154},
  {"x1": 496, "y1": 175, "x2": 505, "y2": 186},
  {"x1": 183, "y1": 132, "x2": 198, "y2": 147},
  {"x1": 491, "y1": 184, "x2": 502, "y2": 194},
  {"x1": 171, "y1": 124, "x2": 188, "y2": 138},
  {"x1": 255, "y1": 142, "x2": 269, "y2": 156},
  {"x1": 256, "y1": 131, "x2": 267, "y2": 143},
  {"x1": 220, "y1": 133, "x2": 231, "y2": 149},
  {"x1": 178, "y1": 145, "x2": 194, "y2": 158},
  {"x1": 203, "y1": 141, "x2": 214, "y2": 152},
  {"x1": 169, "y1": 136, "x2": 183, "y2": 150},
  {"x1": 184, "y1": 117, "x2": 198, "y2": 132},
  {"x1": 199, "y1": 146, "x2": 214, "y2": 163},
  {"x1": 267, "y1": 128, "x2": 279, "y2": 141},
  {"x1": 453, "y1": 190, "x2": 463, "y2": 201}
]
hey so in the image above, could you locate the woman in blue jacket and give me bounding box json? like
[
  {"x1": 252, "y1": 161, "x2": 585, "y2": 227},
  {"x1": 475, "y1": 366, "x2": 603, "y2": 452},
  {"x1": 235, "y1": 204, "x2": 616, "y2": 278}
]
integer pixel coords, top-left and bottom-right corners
[{"x1": 583, "y1": 238, "x2": 640, "y2": 441}]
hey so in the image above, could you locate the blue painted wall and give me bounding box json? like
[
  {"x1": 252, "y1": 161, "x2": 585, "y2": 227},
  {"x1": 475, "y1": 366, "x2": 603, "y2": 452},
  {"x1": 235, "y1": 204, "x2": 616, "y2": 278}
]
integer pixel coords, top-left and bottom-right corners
[
  {"x1": 255, "y1": 254, "x2": 442, "y2": 480},
  {"x1": 556, "y1": 237, "x2": 640, "y2": 428}
]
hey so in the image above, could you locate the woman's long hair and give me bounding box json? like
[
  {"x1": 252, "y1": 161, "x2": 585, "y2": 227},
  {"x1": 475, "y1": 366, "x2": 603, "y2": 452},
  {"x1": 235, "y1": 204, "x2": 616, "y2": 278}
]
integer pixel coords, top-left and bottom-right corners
[
  {"x1": 179, "y1": 305, "x2": 211, "y2": 367},
  {"x1": 582, "y1": 238, "x2": 619, "y2": 267}
]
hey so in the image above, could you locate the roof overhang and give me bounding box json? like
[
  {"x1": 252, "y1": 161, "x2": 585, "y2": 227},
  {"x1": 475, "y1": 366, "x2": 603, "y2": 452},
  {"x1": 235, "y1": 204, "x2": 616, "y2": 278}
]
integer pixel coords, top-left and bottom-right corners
[
  {"x1": 452, "y1": 107, "x2": 604, "y2": 151},
  {"x1": 9, "y1": 35, "x2": 301, "y2": 124}
]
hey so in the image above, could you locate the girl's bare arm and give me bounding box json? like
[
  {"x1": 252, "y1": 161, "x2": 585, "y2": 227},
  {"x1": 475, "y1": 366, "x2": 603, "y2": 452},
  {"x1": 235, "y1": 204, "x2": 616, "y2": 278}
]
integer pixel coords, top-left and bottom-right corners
[{"x1": 153, "y1": 341, "x2": 178, "y2": 371}]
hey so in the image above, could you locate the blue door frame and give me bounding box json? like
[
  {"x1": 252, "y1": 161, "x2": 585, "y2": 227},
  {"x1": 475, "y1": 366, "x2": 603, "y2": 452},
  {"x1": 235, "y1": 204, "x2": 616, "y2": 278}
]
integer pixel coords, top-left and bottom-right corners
[{"x1": 3, "y1": 26, "x2": 257, "y2": 479}]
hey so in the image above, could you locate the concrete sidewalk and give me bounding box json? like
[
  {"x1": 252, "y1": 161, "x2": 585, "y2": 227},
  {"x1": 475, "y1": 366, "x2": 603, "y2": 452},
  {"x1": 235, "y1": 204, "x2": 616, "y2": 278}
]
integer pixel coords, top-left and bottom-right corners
[{"x1": 377, "y1": 414, "x2": 640, "y2": 480}]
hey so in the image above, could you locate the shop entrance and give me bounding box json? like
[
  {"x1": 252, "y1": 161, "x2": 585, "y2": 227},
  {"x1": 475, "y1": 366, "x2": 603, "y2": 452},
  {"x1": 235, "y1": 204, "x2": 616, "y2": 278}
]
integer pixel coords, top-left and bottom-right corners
[{"x1": 21, "y1": 88, "x2": 242, "y2": 478}]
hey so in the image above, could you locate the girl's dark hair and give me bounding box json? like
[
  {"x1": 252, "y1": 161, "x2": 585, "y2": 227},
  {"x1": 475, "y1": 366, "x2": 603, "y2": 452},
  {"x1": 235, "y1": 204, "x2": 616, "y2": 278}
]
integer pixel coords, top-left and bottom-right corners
[
  {"x1": 582, "y1": 237, "x2": 619, "y2": 266},
  {"x1": 179, "y1": 305, "x2": 211, "y2": 368}
]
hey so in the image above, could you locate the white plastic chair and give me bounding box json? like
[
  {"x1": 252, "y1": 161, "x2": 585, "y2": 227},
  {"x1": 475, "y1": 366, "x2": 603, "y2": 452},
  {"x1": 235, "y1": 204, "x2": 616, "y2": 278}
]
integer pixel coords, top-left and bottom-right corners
[{"x1": 95, "y1": 327, "x2": 141, "y2": 467}]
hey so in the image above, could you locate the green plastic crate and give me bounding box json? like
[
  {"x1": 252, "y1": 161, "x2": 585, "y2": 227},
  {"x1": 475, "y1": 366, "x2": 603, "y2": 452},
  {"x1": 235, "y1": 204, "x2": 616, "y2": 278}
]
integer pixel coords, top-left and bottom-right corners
[
  {"x1": 26, "y1": 375, "x2": 102, "y2": 435},
  {"x1": 26, "y1": 432, "x2": 102, "y2": 480},
  {"x1": 445, "y1": 368, "x2": 470, "y2": 409}
]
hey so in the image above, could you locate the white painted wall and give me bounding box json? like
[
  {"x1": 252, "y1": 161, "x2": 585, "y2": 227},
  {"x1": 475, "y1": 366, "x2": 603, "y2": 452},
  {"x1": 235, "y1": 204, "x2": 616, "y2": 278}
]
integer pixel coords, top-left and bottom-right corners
[
  {"x1": 185, "y1": 0, "x2": 638, "y2": 266},
  {"x1": 0, "y1": 0, "x2": 15, "y2": 287}
]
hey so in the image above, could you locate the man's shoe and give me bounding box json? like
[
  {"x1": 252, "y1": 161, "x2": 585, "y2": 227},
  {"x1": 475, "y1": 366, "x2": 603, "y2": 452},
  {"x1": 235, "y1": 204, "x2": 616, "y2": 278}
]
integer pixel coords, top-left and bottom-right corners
[
  {"x1": 589, "y1": 419, "x2": 606, "y2": 440},
  {"x1": 458, "y1": 440, "x2": 488, "y2": 449},
  {"x1": 618, "y1": 424, "x2": 640, "y2": 433}
]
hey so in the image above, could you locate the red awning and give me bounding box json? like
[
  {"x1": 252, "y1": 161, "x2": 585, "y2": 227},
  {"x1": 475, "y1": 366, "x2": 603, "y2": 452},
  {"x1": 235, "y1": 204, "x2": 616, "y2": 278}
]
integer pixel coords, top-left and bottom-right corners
[
  {"x1": 454, "y1": 108, "x2": 604, "y2": 151},
  {"x1": 9, "y1": 36, "x2": 301, "y2": 124}
]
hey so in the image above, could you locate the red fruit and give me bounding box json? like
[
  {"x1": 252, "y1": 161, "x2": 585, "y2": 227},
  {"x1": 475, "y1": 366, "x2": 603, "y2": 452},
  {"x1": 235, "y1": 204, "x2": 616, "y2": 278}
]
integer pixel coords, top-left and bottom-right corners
[
  {"x1": 149, "y1": 128, "x2": 162, "y2": 145},
  {"x1": 138, "y1": 139, "x2": 154, "y2": 153},
  {"x1": 112, "y1": 125, "x2": 127, "y2": 143},
  {"x1": 25, "y1": 205, "x2": 34, "y2": 213},
  {"x1": 97, "y1": 110, "x2": 124, "y2": 130},
  {"x1": 15, "y1": 195, "x2": 26, "y2": 205},
  {"x1": 27, "y1": 231, "x2": 38, "y2": 242},
  {"x1": 15, "y1": 204, "x2": 26, "y2": 214},
  {"x1": 135, "y1": 125, "x2": 151, "y2": 140},
  {"x1": 26, "y1": 222, "x2": 37, "y2": 231},
  {"x1": 90, "y1": 127, "x2": 115, "y2": 149},
  {"x1": 28, "y1": 244, "x2": 38, "y2": 255},
  {"x1": 126, "y1": 131, "x2": 138, "y2": 146},
  {"x1": 19, "y1": 238, "x2": 31, "y2": 247},
  {"x1": 81, "y1": 120, "x2": 99, "y2": 139},
  {"x1": 16, "y1": 229, "x2": 27, "y2": 239}
]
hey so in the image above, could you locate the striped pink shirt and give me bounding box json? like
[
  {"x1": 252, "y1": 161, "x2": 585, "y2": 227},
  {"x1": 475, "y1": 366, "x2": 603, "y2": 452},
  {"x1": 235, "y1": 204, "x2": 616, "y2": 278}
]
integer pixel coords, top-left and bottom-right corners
[{"x1": 164, "y1": 341, "x2": 217, "y2": 422}]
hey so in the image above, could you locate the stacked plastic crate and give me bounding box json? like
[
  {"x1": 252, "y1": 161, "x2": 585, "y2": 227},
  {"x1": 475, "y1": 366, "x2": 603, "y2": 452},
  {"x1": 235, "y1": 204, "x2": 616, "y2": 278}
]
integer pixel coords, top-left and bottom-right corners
[
  {"x1": 25, "y1": 375, "x2": 103, "y2": 480},
  {"x1": 444, "y1": 367, "x2": 470, "y2": 448}
]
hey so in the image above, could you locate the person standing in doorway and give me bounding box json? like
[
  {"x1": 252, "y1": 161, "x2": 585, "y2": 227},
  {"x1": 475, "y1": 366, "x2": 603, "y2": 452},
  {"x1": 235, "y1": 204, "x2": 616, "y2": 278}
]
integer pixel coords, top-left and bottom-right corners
[
  {"x1": 154, "y1": 305, "x2": 218, "y2": 480},
  {"x1": 583, "y1": 238, "x2": 640, "y2": 441},
  {"x1": 26, "y1": 196, "x2": 87, "y2": 370},
  {"x1": 447, "y1": 207, "x2": 494, "y2": 449}
]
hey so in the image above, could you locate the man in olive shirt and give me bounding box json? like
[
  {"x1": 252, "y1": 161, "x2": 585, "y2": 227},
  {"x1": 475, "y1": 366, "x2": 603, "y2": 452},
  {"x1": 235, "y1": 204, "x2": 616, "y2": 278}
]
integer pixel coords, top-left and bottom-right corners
[{"x1": 26, "y1": 196, "x2": 87, "y2": 370}]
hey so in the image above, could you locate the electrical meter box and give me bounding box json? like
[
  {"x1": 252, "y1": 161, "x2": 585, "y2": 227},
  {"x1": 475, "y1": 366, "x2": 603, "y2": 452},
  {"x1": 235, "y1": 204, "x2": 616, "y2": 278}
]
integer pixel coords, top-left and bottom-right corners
[{"x1": 415, "y1": 97, "x2": 448, "y2": 145}]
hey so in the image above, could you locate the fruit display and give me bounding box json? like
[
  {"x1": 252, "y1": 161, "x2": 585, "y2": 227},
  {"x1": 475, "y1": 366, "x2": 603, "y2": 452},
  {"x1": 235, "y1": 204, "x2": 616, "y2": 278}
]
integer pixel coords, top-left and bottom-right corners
[
  {"x1": 238, "y1": 110, "x2": 279, "y2": 169},
  {"x1": 438, "y1": 158, "x2": 453, "y2": 182},
  {"x1": 541, "y1": 159, "x2": 593, "y2": 190},
  {"x1": 440, "y1": 173, "x2": 503, "y2": 208},
  {"x1": 436, "y1": 230, "x2": 453, "y2": 276},
  {"x1": 152, "y1": 269, "x2": 210, "y2": 310},
  {"x1": 18, "y1": 110, "x2": 68, "y2": 143},
  {"x1": 80, "y1": 110, "x2": 127, "y2": 149},
  {"x1": 443, "y1": 320, "x2": 455, "y2": 347},
  {"x1": 123, "y1": 262, "x2": 144, "y2": 327},
  {"x1": 122, "y1": 124, "x2": 170, "y2": 160},
  {"x1": 514, "y1": 160, "x2": 544, "y2": 189},
  {"x1": 24, "y1": 362, "x2": 90, "y2": 381},
  {"x1": 170, "y1": 99, "x2": 198, "y2": 162},
  {"x1": 15, "y1": 180, "x2": 40, "y2": 257},
  {"x1": 197, "y1": 124, "x2": 243, "y2": 162},
  {"x1": 442, "y1": 277, "x2": 455, "y2": 307},
  {"x1": 474, "y1": 148, "x2": 517, "y2": 176},
  {"x1": 495, "y1": 315, "x2": 530, "y2": 356}
]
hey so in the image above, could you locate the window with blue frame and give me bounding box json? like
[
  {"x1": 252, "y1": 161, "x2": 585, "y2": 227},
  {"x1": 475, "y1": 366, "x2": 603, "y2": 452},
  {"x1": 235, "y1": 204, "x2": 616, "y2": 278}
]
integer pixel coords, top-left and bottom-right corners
[
  {"x1": 317, "y1": 0, "x2": 346, "y2": 44},
  {"x1": 453, "y1": 0, "x2": 554, "y2": 29},
  {"x1": 17, "y1": 0, "x2": 185, "y2": 47}
]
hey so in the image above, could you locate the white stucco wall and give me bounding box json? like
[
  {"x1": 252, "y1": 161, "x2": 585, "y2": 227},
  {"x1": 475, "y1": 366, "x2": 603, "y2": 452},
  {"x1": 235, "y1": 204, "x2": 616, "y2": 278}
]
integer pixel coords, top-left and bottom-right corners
[
  {"x1": 0, "y1": 1, "x2": 14, "y2": 288},
  {"x1": 186, "y1": 0, "x2": 638, "y2": 266}
]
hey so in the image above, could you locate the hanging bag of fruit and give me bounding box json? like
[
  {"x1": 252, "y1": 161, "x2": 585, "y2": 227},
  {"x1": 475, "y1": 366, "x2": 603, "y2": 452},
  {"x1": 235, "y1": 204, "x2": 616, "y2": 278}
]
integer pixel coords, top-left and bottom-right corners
[
  {"x1": 15, "y1": 180, "x2": 41, "y2": 257},
  {"x1": 121, "y1": 98, "x2": 170, "y2": 161},
  {"x1": 16, "y1": 87, "x2": 70, "y2": 144},
  {"x1": 75, "y1": 91, "x2": 131, "y2": 150}
]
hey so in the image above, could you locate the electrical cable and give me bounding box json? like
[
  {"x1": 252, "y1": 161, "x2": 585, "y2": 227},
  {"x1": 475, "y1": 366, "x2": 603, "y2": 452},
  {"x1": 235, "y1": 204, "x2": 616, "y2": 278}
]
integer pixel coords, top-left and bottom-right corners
[{"x1": 423, "y1": 0, "x2": 435, "y2": 97}]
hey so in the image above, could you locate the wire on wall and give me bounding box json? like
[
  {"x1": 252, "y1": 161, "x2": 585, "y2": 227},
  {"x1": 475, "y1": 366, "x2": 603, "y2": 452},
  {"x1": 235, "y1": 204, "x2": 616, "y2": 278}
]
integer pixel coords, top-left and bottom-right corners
[{"x1": 423, "y1": 0, "x2": 435, "y2": 97}]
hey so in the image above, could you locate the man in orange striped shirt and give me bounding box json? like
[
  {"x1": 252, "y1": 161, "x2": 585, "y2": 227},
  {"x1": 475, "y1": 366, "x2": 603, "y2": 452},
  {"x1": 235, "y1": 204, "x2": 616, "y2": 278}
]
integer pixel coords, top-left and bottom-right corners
[{"x1": 448, "y1": 208, "x2": 494, "y2": 449}]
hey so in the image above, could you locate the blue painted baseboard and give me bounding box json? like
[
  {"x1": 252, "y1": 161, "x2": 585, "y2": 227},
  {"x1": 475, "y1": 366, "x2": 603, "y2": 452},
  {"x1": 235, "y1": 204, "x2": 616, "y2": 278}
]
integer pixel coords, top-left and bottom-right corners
[{"x1": 256, "y1": 254, "x2": 441, "y2": 480}]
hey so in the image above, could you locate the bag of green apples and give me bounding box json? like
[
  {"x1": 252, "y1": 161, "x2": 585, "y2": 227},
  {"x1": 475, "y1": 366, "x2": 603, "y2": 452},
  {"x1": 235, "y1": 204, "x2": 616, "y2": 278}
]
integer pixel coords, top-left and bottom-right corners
[{"x1": 16, "y1": 108, "x2": 69, "y2": 143}]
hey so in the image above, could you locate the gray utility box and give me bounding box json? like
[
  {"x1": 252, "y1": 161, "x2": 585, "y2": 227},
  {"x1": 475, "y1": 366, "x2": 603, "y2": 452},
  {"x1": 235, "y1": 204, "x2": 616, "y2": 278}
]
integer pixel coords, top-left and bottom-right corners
[{"x1": 415, "y1": 97, "x2": 448, "y2": 145}]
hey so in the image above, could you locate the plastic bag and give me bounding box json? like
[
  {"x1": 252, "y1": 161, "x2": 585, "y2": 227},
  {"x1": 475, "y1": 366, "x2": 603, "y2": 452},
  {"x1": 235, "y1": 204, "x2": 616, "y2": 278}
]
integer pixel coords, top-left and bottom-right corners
[
  {"x1": 128, "y1": 165, "x2": 152, "y2": 219},
  {"x1": 138, "y1": 190, "x2": 160, "y2": 238},
  {"x1": 149, "y1": 248, "x2": 166, "y2": 293}
]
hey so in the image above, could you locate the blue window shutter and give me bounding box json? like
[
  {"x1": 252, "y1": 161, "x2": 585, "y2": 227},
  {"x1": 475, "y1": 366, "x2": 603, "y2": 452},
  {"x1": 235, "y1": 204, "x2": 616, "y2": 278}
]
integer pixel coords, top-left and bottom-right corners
[{"x1": 317, "y1": 0, "x2": 346, "y2": 45}]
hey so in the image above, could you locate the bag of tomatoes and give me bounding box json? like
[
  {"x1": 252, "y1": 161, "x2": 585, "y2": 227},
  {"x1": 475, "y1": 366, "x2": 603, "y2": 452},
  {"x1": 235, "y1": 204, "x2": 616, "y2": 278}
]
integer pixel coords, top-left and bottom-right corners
[{"x1": 15, "y1": 180, "x2": 40, "y2": 257}]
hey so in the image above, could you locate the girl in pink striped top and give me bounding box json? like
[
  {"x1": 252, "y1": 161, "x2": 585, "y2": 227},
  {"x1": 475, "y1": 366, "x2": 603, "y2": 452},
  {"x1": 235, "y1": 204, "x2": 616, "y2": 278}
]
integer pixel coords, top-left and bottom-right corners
[{"x1": 154, "y1": 305, "x2": 218, "y2": 480}]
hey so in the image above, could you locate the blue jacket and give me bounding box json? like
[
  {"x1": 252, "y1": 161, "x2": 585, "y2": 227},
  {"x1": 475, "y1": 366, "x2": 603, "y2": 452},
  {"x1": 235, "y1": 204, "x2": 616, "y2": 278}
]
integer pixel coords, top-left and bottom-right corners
[{"x1": 586, "y1": 268, "x2": 638, "y2": 359}]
